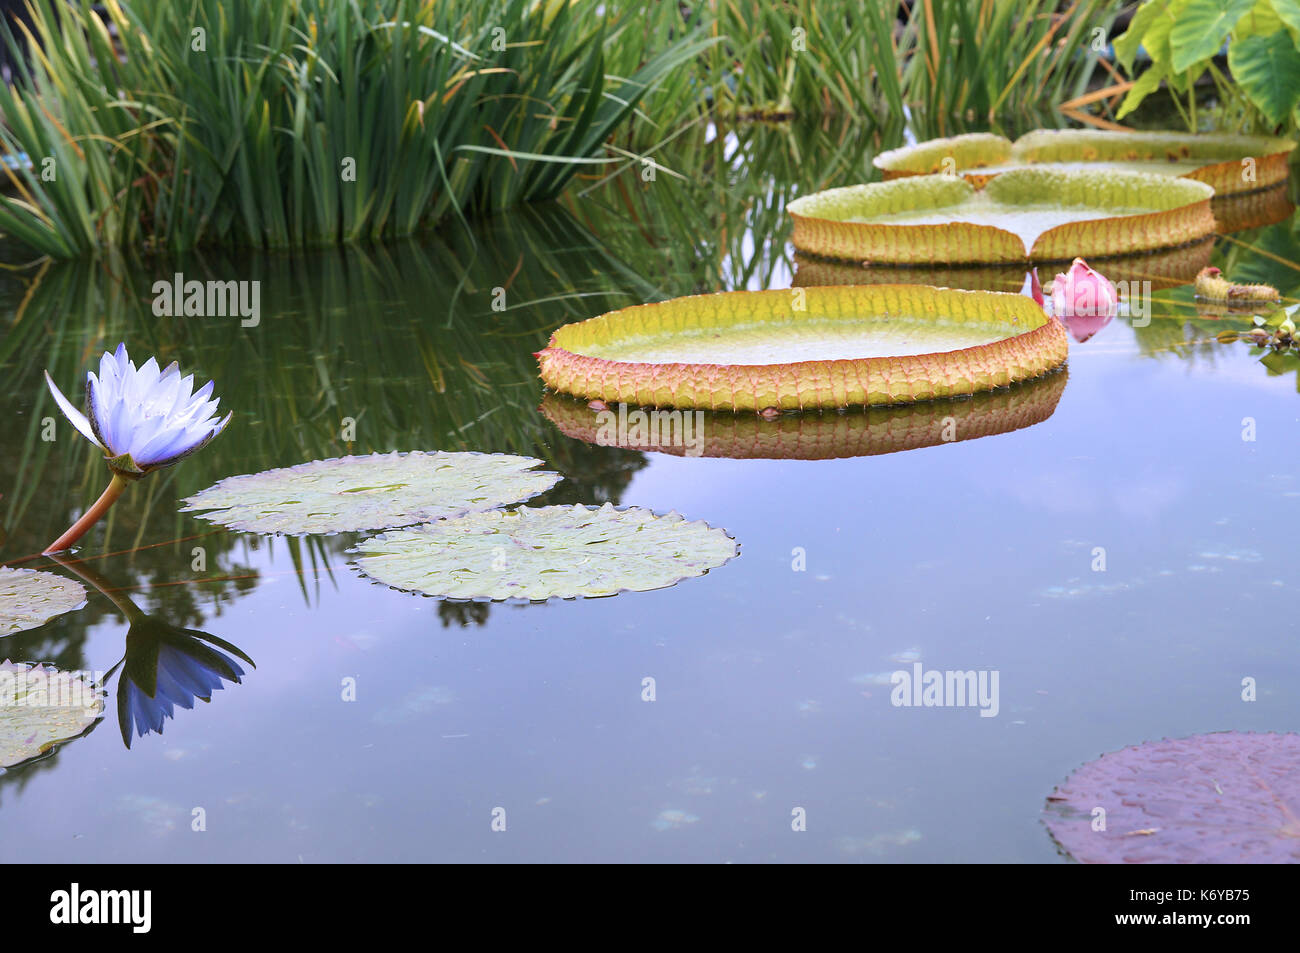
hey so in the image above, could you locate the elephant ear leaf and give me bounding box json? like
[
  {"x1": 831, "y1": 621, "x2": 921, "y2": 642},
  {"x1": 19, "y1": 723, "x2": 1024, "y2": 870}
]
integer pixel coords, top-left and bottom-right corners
[
  {"x1": 1272, "y1": 0, "x2": 1300, "y2": 34},
  {"x1": 1113, "y1": 0, "x2": 1183, "y2": 72},
  {"x1": 1228, "y1": 32, "x2": 1300, "y2": 128},
  {"x1": 1043, "y1": 731, "x2": 1300, "y2": 863},
  {"x1": 1168, "y1": 0, "x2": 1255, "y2": 73}
]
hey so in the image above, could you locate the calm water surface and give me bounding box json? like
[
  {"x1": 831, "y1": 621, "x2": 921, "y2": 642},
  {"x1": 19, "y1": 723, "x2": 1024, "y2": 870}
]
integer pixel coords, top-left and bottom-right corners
[{"x1": 1, "y1": 121, "x2": 1297, "y2": 862}]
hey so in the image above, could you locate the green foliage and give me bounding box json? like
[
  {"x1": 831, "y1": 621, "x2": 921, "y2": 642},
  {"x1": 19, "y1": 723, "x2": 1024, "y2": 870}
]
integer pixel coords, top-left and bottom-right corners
[
  {"x1": 1228, "y1": 32, "x2": 1300, "y2": 127},
  {"x1": 1116, "y1": 0, "x2": 1300, "y2": 132},
  {"x1": 895, "y1": 0, "x2": 1116, "y2": 130},
  {"x1": 708, "y1": 0, "x2": 1115, "y2": 129},
  {"x1": 0, "y1": 0, "x2": 712, "y2": 257}
]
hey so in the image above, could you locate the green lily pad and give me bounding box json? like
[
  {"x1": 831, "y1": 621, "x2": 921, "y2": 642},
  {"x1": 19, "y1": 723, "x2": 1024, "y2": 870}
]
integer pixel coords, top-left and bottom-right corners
[
  {"x1": 1, "y1": 661, "x2": 104, "y2": 769},
  {"x1": 873, "y1": 129, "x2": 1296, "y2": 196},
  {"x1": 0, "y1": 567, "x2": 87, "y2": 636},
  {"x1": 789, "y1": 168, "x2": 1215, "y2": 263},
  {"x1": 181, "y1": 451, "x2": 562, "y2": 536},
  {"x1": 353, "y1": 503, "x2": 738, "y2": 601}
]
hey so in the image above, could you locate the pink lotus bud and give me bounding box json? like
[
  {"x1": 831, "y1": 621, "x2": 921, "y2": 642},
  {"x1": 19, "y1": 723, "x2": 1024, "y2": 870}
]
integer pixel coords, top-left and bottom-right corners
[{"x1": 1051, "y1": 258, "x2": 1118, "y2": 319}]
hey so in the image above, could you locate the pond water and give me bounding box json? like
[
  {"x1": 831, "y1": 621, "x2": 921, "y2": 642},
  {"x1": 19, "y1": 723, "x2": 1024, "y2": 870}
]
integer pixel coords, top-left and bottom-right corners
[{"x1": 1, "y1": 120, "x2": 1297, "y2": 863}]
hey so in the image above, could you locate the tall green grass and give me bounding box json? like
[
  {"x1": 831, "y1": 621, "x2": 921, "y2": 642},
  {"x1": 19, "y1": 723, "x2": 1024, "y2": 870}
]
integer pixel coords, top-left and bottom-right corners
[
  {"x1": 896, "y1": 1, "x2": 1118, "y2": 130},
  {"x1": 0, "y1": 0, "x2": 713, "y2": 257},
  {"x1": 697, "y1": 0, "x2": 1118, "y2": 128}
]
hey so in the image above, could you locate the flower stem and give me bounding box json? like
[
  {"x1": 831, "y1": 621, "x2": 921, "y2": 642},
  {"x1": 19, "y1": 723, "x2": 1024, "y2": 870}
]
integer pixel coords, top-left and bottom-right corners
[{"x1": 43, "y1": 473, "x2": 129, "y2": 555}]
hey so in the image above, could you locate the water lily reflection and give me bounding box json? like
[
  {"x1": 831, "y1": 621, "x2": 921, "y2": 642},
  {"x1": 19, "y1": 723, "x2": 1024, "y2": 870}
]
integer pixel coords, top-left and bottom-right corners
[
  {"x1": 114, "y1": 617, "x2": 253, "y2": 748},
  {"x1": 46, "y1": 555, "x2": 253, "y2": 748}
]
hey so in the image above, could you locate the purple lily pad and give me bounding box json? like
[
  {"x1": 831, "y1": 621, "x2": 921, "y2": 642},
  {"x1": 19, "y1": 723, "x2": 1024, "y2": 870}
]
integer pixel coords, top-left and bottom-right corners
[{"x1": 1043, "y1": 731, "x2": 1300, "y2": 863}]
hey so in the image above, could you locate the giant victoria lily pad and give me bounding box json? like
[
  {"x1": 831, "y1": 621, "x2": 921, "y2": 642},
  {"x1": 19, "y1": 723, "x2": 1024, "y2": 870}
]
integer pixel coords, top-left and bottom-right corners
[
  {"x1": 353, "y1": 503, "x2": 737, "y2": 602},
  {"x1": 1043, "y1": 731, "x2": 1300, "y2": 864},
  {"x1": 1, "y1": 661, "x2": 103, "y2": 769},
  {"x1": 788, "y1": 168, "x2": 1216, "y2": 264},
  {"x1": 540, "y1": 367, "x2": 1066, "y2": 460},
  {"x1": 536, "y1": 285, "x2": 1067, "y2": 411},
  {"x1": 181, "y1": 451, "x2": 561, "y2": 535},
  {"x1": 874, "y1": 129, "x2": 1296, "y2": 196},
  {"x1": 0, "y1": 567, "x2": 86, "y2": 636}
]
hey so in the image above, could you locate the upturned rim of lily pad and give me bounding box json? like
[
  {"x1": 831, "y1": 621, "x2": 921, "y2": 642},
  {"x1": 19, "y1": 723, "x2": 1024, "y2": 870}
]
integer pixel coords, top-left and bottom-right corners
[
  {"x1": 536, "y1": 284, "x2": 1067, "y2": 411},
  {"x1": 873, "y1": 129, "x2": 1296, "y2": 196},
  {"x1": 788, "y1": 167, "x2": 1216, "y2": 264},
  {"x1": 539, "y1": 366, "x2": 1066, "y2": 460},
  {"x1": 350, "y1": 502, "x2": 740, "y2": 604}
]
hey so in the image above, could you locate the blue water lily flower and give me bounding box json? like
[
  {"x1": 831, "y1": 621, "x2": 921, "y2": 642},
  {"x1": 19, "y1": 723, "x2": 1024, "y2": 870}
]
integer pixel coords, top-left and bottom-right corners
[
  {"x1": 42, "y1": 343, "x2": 232, "y2": 553},
  {"x1": 46, "y1": 342, "x2": 232, "y2": 478}
]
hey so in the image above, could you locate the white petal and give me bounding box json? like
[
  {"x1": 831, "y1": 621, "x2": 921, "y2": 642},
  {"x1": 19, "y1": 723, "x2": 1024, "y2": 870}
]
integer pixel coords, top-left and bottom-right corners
[
  {"x1": 86, "y1": 373, "x2": 113, "y2": 448},
  {"x1": 165, "y1": 372, "x2": 196, "y2": 417},
  {"x1": 172, "y1": 395, "x2": 220, "y2": 429},
  {"x1": 125, "y1": 413, "x2": 172, "y2": 460},
  {"x1": 208, "y1": 410, "x2": 233, "y2": 438},
  {"x1": 186, "y1": 379, "x2": 215, "y2": 410},
  {"x1": 44, "y1": 371, "x2": 102, "y2": 448},
  {"x1": 107, "y1": 398, "x2": 137, "y2": 456},
  {"x1": 98, "y1": 348, "x2": 123, "y2": 397},
  {"x1": 142, "y1": 363, "x2": 183, "y2": 417},
  {"x1": 131, "y1": 423, "x2": 194, "y2": 467},
  {"x1": 137, "y1": 356, "x2": 161, "y2": 389}
]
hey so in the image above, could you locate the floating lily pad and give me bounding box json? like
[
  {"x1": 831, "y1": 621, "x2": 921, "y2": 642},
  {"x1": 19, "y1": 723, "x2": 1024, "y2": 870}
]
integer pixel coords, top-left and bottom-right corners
[
  {"x1": 540, "y1": 368, "x2": 1066, "y2": 460},
  {"x1": 0, "y1": 567, "x2": 87, "y2": 636},
  {"x1": 1043, "y1": 731, "x2": 1300, "y2": 863},
  {"x1": 1, "y1": 661, "x2": 103, "y2": 769},
  {"x1": 788, "y1": 168, "x2": 1215, "y2": 264},
  {"x1": 536, "y1": 284, "x2": 1066, "y2": 411},
  {"x1": 353, "y1": 503, "x2": 738, "y2": 601},
  {"x1": 181, "y1": 451, "x2": 561, "y2": 536},
  {"x1": 874, "y1": 129, "x2": 1296, "y2": 196}
]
